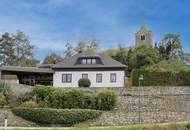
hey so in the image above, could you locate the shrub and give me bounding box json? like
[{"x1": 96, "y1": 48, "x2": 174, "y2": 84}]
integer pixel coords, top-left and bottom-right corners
[
  {"x1": 186, "y1": 123, "x2": 190, "y2": 129},
  {"x1": 0, "y1": 82, "x2": 10, "y2": 96},
  {"x1": 131, "y1": 69, "x2": 190, "y2": 86},
  {"x1": 78, "y1": 78, "x2": 91, "y2": 88},
  {"x1": 20, "y1": 100, "x2": 38, "y2": 108},
  {"x1": 12, "y1": 108, "x2": 102, "y2": 126},
  {"x1": 17, "y1": 91, "x2": 34, "y2": 104},
  {"x1": 0, "y1": 93, "x2": 6, "y2": 107},
  {"x1": 6, "y1": 93, "x2": 19, "y2": 107},
  {"x1": 33, "y1": 85, "x2": 54, "y2": 102},
  {"x1": 95, "y1": 89, "x2": 117, "y2": 110},
  {"x1": 33, "y1": 86, "x2": 117, "y2": 111}
]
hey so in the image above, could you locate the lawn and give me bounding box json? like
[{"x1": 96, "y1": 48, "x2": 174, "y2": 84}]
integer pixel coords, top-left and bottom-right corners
[{"x1": 2, "y1": 121, "x2": 189, "y2": 130}]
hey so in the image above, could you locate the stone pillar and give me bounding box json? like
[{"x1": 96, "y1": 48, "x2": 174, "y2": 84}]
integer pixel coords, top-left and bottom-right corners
[{"x1": 0, "y1": 71, "x2": 1, "y2": 79}]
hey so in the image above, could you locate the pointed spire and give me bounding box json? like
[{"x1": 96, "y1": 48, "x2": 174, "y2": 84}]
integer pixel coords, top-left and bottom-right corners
[{"x1": 141, "y1": 16, "x2": 145, "y2": 28}]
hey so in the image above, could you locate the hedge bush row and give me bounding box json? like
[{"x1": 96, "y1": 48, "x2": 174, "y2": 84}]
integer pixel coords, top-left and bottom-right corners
[
  {"x1": 12, "y1": 108, "x2": 102, "y2": 126},
  {"x1": 132, "y1": 69, "x2": 190, "y2": 86},
  {"x1": 34, "y1": 86, "x2": 117, "y2": 111}
]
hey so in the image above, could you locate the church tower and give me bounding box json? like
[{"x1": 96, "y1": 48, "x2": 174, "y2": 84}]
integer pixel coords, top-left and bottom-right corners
[{"x1": 135, "y1": 19, "x2": 153, "y2": 47}]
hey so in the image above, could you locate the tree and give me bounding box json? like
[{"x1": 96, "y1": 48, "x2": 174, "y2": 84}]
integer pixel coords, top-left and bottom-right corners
[
  {"x1": 0, "y1": 33, "x2": 15, "y2": 66},
  {"x1": 157, "y1": 33, "x2": 183, "y2": 60},
  {"x1": 64, "y1": 43, "x2": 75, "y2": 59},
  {"x1": 0, "y1": 30, "x2": 37, "y2": 67},
  {"x1": 86, "y1": 38, "x2": 99, "y2": 53},
  {"x1": 64, "y1": 38, "x2": 100, "y2": 59},
  {"x1": 43, "y1": 53, "x2": 63, "y2": 64},
  {"x1": 129, "y1": 46, "x2": 160, "y2": 69},
  {"x1": 18, "y1": 58, "x2": 39, "y2": 67}
]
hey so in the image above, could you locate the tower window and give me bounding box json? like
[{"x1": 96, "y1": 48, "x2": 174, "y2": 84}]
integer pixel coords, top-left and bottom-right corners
[{"x1": 140, "y1": 35, "x2": 146, "y2": 41}]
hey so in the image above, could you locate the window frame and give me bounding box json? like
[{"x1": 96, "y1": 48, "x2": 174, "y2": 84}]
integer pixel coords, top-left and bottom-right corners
[
  {"x1": 110, "y1": 73, "x2": 117, "y2": 83},
  {"x1": 62, "y1": 74, "x2": 72, "y2": 83},
  {"x1": 82, "y1": 73, "x2": 88, "y2": 78},
  {"x1": 96, "y1": 73, "x2": 102, "y2": 83},
  {"x1": 140, "y1": 34, "x2": 146, "y2": 41}
]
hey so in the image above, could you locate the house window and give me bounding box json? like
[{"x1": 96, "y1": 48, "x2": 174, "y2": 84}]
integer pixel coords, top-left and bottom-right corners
[
  {"x1": 110, "y1": 73, "x2": 116, "y2": 83},
  {"x1": 87, "y1": 59, "x2": 91, "y2": 64},
  {"x1": 80, "y1": 58, "x2": 97, "y2": 64},
  {"x1": 82, "y1": 59, "x2": 87, "y2": 64},
  {"x1": 140, "y1": 34, "x2": 146, "y2": 41},
  {"x1": 91, "y1": 59, "x2": 96, "y2": 64},
  {"x1": 82, "y1": 74, "x2": 88, "y2": 78},
  {"x1": 62, "y1": 74, "x2": 72, "y2": 83},
  {"x1": 96, "y1": 74, "x2": 102, "y2": 83}
]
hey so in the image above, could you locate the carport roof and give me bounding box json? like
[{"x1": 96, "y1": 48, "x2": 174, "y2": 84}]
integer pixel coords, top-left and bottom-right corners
[{"x1": 0, "y1": 66, "x2": 54, "y2": 73}]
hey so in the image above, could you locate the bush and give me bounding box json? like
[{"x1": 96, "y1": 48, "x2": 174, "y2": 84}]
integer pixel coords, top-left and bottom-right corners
[
  {"x1": 20, "y1": 100, "x2": 38, "y2": 108},
  {"x1": 95, "y1": 89, "x2": 117, "y2": 110},
  {"x1": 0, "y1": 93, "x2": 6, "y2": 107},
  {"x1": 33, "y1": 86, "x2": 117, "y2": 111},
  {"x1": 0, "y1": 82, "x2": 10, "y2": 96},
  {"x1": 78, "y1": 78, "x2": 91, "y2": 88},
  {"x1": 131, "y1": 69, "x2": 190, "y2": 86},
  {"x1": 12, "y1": 108, "x2": 102, "y2": 126},
  {"x1": 33, "y1": 85, "x2": 54, "y2": 102},
  {"x1": 186, "y1": 123, "x2": 190, "y2": 129},
  {"x1": 17, "y1": 91, "x2": 34, "y2": 104}
]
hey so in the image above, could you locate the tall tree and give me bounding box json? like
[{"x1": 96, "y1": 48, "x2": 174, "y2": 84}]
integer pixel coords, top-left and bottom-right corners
[
  {"x1": 0, "y1": 30, "x2": 37, "y2": 66},
  {"x1": 43, "y1": 53, "x2": 63, "y2": 64},
  {"x1": 157, "y1": 33, "x2": 183, "y2": 60},
  {"x1": 13, "y1": 30, "x2": 34, "y2": 60},
  {"x1": 0, "y1": 33, "x2": 15, "y2": 66},
  {"x1": 64, "y1": 43, "x2": 75, "y2": 59}
]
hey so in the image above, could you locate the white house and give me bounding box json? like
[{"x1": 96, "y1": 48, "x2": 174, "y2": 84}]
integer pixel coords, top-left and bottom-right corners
[
  {"x1": 52, "y1": 52, "x2": 126, "y2": 87},
  {"x1": 0, "y1": 52, "x2": 126, "y2": 87}
]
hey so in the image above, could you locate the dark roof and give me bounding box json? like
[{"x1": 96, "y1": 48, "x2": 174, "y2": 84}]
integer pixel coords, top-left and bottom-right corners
[
  {"x1": 0, "y1": 66, "x2": 54, "y2": 73},
  {"x1": 52, "y1": 52, "x2": 126, "y2": 69}
]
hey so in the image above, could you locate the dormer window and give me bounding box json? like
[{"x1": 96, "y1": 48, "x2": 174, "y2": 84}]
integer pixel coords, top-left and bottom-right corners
[
  {"x1": 81, "y1": 58, "x2": 97, "y2": 64},
  {"x1": 141, "y1": 34, "x2": 146, "y2": 41},
  {"x1": 76, "y1": 57, "x2": 103, "y2": 65}
]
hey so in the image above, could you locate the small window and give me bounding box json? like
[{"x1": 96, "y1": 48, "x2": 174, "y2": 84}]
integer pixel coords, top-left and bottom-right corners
[
  {"x1": 141, "y1": 35, "x2": 146, "y2": 41},
  {"x1": 96, "y1": 74, "x2": 102, "y2": 83},
  {"x1": 87, "y1": 59, "x2": 91, "y2": 64},
  {"x1": 110, "y1": 73, "x2": 116, "y2": 82},
  {"x1": 91, "y1": 59, "x2": 96, "y2": 64},
  {"x1": 82, "y1": 74, "x2": 88, "y2": 78},
  {"x1": 62, "y1": 74, "x2": 72, "y2": 83},
  {"x1": 82, "y1": 59, "x2": 87, "y2": 64}
]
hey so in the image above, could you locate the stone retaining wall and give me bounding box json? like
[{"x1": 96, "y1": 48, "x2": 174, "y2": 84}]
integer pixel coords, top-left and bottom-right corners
[{"x1": 88, "y1": 87, "x2": 190, "y2": 126}]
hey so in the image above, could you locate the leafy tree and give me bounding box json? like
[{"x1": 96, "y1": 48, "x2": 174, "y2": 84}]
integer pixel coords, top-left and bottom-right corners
[
  {"x1": 157, "y1": 33, "x2": 183, "y2": 60},
  {"x1": 64, "y1": 43, "x2": 75, "y2": 59},
  {"x1": 0, "y1": 33, "x2": 15, "y2": 66},
  {"x1": 18, "y1": 58, "x2": 39, "y2": 67},
  {"x1": 64, "y1": 38, "x2": 100, "y2": 59},
  {"x1": 144, "y1": 59, "x2": 190, "y2": 72},
  {"x1": 86, "y1": 38, "x2": 99, "y2": 53},
  {"x1": 43, "y1": 53, "x2": 63, "y2": 64},
  {"x1": 0, "y1": 30, "x2": 37, "y2": 67},
  {"x1": 129, "y1": 46, "x2": 160, "y2": 69}
]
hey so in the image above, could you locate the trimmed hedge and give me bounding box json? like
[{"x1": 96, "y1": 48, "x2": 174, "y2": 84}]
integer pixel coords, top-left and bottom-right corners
[
  {"x1": 34, "y1": 86, "x2": 117, "y2": 111},
  {"x1": 132, "y1": 69, "x2": 190, "y2": 86},
  {"x1": 12, "y1": 108, "x2": 102, "y2": 125}
]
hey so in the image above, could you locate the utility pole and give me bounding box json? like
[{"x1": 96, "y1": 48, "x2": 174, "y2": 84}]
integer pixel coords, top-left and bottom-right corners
[{"x1": 138, "y1": 74, "x2": 144, "y2": 124}]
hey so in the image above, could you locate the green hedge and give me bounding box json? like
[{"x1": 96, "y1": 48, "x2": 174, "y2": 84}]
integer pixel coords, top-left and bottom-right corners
[
  {"x1": 34, "y1": 86, "x2": 117, "y2": 111},
  {"x1": 132, "y1": 69, "x2": 190, "y2": 86},
  {"x1": 12, "y1": 108, "x2": 101, "y2": 125}
]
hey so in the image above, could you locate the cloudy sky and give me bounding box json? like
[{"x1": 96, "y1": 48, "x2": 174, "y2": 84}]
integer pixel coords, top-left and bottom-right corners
[{"x1": 0, "y1": 0, "x2": 190, "y2": 61}]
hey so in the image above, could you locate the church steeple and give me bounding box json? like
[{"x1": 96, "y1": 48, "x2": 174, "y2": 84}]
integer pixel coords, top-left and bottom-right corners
[{"x1": 135, "y1": 18, "x2": 153, "y2": 48}]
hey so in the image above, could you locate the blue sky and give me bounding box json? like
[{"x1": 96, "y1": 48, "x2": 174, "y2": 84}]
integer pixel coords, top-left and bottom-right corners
[{"x1": 0, "y1": 0, "x2": 190, "y2": 61}]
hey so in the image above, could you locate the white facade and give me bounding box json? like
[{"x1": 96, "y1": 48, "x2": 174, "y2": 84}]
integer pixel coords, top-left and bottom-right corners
[{"x1": 53, "y1": 70, "x2": 125, "y2": 87}]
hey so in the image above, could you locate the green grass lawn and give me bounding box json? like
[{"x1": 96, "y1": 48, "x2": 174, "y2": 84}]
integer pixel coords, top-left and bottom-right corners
[{"x1": 2, "y1": 121, "x2": 189, "y2": 130}]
